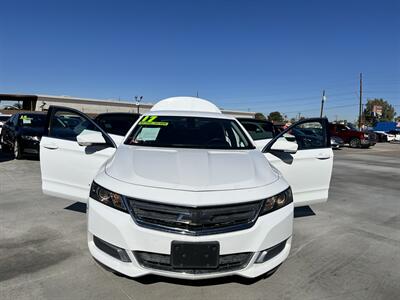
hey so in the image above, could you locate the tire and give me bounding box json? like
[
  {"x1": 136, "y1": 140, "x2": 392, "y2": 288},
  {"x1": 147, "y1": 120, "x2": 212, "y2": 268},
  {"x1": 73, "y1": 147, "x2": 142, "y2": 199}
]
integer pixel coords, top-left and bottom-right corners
[
  {"x1": 349, "y1": 138, "x2": 361, "y2": 148},
  {"x1": 13, "y1": 140, "x2": 23, "y2": 159}
]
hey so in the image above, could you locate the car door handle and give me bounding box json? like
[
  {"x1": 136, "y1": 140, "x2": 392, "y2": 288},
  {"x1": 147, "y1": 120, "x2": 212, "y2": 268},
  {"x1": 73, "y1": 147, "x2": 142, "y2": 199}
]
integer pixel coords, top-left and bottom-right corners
[
  {"x1": 42, "y1": 142, "x2": 59, "y2": 150},
  {"x1": 316, "y1": 154, "x2": 330, "y2": 160}
]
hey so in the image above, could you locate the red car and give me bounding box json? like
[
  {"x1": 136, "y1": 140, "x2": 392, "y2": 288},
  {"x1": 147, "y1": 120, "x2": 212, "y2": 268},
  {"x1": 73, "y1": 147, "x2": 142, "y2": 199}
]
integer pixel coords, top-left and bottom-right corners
[{"x1": 329, "y1": 123, "x2": 376, "y2": 148}]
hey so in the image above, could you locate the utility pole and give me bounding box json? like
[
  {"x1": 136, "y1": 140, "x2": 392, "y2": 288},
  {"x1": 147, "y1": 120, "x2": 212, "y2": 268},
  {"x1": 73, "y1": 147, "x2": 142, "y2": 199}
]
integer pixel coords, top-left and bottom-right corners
[
  {"x1": 358, "y1": 73, "x2": 363, "y2": 129},
  {"x1": 320, "y1": 90, "x2": 326, "y2": 118}
]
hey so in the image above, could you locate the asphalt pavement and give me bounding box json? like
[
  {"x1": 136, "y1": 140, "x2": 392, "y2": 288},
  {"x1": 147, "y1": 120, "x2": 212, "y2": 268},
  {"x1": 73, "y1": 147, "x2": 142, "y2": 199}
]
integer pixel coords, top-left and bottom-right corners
[{"x1": 0, "y1": 143, "x2": 399, "y2": 300}]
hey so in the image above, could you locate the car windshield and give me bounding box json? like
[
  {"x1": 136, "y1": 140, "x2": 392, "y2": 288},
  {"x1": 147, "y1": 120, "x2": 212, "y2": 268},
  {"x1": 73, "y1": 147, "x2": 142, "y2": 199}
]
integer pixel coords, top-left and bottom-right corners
[
  {"x1": 17, "y1": 114, "x2": 46, "y2": 127},
  {"x1": 125, "y1": 115, "x2": 254, "y2": 149}
]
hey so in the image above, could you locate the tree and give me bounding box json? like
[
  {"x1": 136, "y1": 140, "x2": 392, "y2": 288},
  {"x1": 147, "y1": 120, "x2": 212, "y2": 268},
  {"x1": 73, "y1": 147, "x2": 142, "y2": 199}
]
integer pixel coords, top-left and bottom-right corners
[
  {"x1": 267, "y1": 111, "x2": 284, "y2": 123},
  {"x1": 255, "y1": 112, "x2": 266, "y2": 120},
  {"x1": 364, "y1": 98, "x2": 396, "y2": 126}
]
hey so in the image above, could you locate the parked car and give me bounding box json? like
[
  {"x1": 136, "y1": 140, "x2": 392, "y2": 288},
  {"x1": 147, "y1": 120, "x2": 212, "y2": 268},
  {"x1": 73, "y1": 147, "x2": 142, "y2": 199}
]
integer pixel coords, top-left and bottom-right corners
[
  {"x1": 330, "y1": 136, "x2": 344, "y2": 149},
  {"x1": 39, "y1": 97, "x2": 333, "y2": 280},
  {"x1": 237, "y1": 118, "x2": 277, "y2": 150},
  {"x1": 94, "y1": 112, "x2": 141, "y2": 136},
  {"x1": 0, "y1": 114, "x2": 11, "y2": 136},
  {"x1": 0, "y1": 112, "x2": 46, "y2": 159},
  {"x1": 386, "y1": 129, "x2": 400, "y2": 141},
  {"x1": 329, "y1": 123, "x2": 376, "y2": 148},
  {"x1": 372, "y1": 131, "x2": 395, "y2": 142}
]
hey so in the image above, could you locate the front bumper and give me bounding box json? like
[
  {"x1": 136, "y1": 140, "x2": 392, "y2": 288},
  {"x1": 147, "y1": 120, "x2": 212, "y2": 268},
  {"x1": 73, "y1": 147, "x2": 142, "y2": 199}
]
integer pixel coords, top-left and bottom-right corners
[{"x1": 87, "y1": 197, "x2": 293, "y2": 279}]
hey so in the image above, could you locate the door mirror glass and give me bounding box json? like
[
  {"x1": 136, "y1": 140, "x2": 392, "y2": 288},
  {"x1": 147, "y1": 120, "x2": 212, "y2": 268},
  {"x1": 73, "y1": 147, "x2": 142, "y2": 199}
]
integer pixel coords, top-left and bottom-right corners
[
  {"x1": 77, "y1": 129, "x2": 106, "y2": 146},
  {"x1": 270, "y1": 137, "x2": 298, "y2": 153}
]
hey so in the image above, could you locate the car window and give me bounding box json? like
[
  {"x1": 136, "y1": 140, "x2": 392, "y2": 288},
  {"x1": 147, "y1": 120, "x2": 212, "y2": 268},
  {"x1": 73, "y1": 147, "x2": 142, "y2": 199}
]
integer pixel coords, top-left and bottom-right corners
[
  {"x1": 336, "y1": 124, "x2": 347, "y2": 131},
  {"x1": 17, "y1": 114, "x2": 46, "y2": 127},
  {"x1": 125, "y1": 115, "x2": 254, "y2": 150},
  {"x1": 95, "y1": 114, "x2": 139, "y2": 136},
  {"x1": 49, "y1": 110, "x2": 99, "y2": 141},
  {"x1": 0, "y1": 116, "x2": 10, "y2": 122},
  {"x1": 289, "y1": 121, "x2": 327, "y2": 150},
  {"x1": 240, "y1": 121, "x2": 274, "y2": 140}
]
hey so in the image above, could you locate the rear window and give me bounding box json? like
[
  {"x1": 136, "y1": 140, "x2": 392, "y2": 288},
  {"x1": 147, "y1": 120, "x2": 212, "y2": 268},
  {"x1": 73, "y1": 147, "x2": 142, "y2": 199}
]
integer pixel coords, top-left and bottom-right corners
[
  {"x1": 17, "y1": 114, "x2": 46, "y2": 127},
  {"x1": 125, "y1": 115, "x2": 254, "y2": 150}
]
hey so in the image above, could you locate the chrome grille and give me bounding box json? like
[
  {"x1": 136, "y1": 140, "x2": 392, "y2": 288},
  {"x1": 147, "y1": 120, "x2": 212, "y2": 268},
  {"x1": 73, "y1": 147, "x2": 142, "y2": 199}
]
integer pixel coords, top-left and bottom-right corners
[
  {"x1": 133, "y1": 251, "x2": 253, "y2": 274},
  {"x1": 127, "y1": 198, "x2": 263, "y2": 235}
]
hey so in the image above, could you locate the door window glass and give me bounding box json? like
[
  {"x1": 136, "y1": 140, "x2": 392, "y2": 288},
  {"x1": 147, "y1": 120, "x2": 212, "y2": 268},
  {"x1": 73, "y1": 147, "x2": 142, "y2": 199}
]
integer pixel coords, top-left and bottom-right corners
[
  {"x1": 49, "y1": 110, "x2": 99, "y2": 141},
  {"x1": 288, "y1": 121, "x2": 326, "y2": 150}
]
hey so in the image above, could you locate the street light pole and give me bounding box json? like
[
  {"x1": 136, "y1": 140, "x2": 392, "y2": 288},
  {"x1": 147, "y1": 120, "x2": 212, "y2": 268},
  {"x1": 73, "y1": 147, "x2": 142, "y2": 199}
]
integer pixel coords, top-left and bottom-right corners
[
  {"x1": 358, "y1": 73, "x2": 363, "y2": 130},
  {"x1": 320, "y1": 90, "x2": 326, "y2": 118},
  {"x1": 135, "y1": 96, "x2": 143, "y2": 114}
]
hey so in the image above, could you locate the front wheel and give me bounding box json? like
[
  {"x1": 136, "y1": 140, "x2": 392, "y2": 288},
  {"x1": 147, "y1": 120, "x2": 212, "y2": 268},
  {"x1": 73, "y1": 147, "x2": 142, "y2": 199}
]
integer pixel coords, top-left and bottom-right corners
[
  {"x1": 13, "y1": 140, "x2": 23, "y2": 159},
  {"x1": 349, "y1": 138, "x2": 361, "y2": 148}
]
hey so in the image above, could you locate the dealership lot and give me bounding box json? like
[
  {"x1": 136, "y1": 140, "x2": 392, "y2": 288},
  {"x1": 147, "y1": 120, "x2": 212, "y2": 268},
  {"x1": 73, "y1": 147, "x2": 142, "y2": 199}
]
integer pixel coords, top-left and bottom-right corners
[{"x1": 0, "y1": 144, "x2": 399, "y2": 300}]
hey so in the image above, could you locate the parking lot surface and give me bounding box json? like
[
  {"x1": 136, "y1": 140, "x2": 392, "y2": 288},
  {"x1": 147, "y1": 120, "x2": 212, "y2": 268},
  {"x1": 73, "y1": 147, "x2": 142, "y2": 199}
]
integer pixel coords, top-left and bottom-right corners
[{"x1": 1, "y1": 144, "x2": 399, "y2": 300}]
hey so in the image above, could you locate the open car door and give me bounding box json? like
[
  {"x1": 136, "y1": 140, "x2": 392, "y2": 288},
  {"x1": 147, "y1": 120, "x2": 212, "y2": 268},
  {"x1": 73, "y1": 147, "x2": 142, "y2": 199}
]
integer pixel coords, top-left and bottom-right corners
[
  {"x1": 263, "y1": 118, "x2": 333, "y2": 207},
  {"x1": 40, "y1": 106, "x2": 117, "y2": 203}
]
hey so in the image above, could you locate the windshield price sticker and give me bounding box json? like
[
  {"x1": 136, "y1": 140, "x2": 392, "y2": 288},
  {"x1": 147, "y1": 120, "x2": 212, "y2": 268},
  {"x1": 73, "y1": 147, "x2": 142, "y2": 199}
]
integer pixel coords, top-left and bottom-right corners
[
  {"x1": 20, "y1": 115, "x2": 33, "y2": 124},
  {"x1": 139, "y1": 116, "x2": 168, "y2": 126}
]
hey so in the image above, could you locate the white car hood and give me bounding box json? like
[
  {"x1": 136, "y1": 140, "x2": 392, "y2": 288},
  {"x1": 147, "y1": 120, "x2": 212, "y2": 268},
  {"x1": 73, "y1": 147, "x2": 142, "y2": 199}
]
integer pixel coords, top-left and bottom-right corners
[{"x1": 105, "y1": 145, "x2": 279, "y2": 191}]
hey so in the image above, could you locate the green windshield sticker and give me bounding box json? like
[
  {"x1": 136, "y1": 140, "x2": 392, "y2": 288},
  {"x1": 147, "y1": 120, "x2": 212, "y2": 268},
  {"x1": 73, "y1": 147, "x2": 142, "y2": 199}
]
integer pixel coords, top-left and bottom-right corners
[
  {"x1": 20, "y1": 115, "x2": 33, "y2": 124},
  {"x1": 139, "y1": 116, "x2": 169, "y2": 126}
]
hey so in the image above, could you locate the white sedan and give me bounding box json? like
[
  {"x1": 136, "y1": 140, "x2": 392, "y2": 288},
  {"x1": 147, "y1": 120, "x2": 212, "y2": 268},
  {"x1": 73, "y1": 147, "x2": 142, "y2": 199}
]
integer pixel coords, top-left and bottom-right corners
[{"x1": 39, "y1": 97, "x2": 333, "y2": 280}]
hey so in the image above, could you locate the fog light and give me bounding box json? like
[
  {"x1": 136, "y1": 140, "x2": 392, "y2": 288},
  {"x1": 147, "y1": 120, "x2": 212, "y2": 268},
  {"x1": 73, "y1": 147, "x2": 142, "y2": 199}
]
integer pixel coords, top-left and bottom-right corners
[
  {"x1": 93, "y1": 236, "x2": 131, "y2": 262},
  {"x1": 255, "y1": 240, "x2": 287, "y2": 264}
]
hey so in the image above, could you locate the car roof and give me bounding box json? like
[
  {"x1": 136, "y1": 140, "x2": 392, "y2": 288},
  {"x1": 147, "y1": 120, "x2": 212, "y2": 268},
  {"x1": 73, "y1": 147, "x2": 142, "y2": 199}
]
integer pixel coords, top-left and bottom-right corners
[
  {"x1": 150, "y1": 97, "x2": 222, "y2": 114},
  {"x1": 142, "y1": 110, "x2": 236, "y2": 120}
]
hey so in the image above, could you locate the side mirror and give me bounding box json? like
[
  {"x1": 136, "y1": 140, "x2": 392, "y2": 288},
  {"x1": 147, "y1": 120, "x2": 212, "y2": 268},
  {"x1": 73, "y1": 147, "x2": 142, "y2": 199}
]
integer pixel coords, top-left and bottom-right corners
[
  {"x1": 270, "y1": 137, "x2": 298, "y2": 154},
  {"x1": 77, "y1": 129, "x2": 106, "y2": 146}
]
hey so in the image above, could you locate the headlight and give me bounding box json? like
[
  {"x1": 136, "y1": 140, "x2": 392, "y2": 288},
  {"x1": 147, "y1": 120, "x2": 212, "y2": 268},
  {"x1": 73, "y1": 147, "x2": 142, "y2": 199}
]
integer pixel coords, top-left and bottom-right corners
[
  {"x1": 259, "y1": 188, "x2": 293, "y2": 216},
  {"x1": 90, "y1": 181, "x2": 127, "y2": 212},
  {"x1": 21, "y1": 135, "x2": 40, "y2": 141},
  {"x1": 364, "y1": 134, "x2": 369, "y2": 138}
]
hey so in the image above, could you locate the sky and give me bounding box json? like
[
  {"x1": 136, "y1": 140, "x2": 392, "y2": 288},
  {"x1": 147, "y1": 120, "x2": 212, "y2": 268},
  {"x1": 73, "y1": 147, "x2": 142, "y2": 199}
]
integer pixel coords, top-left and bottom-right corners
[{"x1": 0, "y1": 0, "x2": 399, "y2": 121}]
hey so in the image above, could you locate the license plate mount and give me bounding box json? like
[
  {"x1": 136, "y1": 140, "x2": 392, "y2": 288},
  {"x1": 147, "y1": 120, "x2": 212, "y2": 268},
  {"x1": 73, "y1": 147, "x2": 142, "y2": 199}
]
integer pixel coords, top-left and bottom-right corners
[{"x1": 171, "y1": 241, "x2": 219, "y2": 269}]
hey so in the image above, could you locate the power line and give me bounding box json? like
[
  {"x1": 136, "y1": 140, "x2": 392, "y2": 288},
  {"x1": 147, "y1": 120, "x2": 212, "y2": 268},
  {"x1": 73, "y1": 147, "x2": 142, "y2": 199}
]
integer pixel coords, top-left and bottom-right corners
[
  {"x1": 284, "y1": 104, "x2": 359, "y2": 114},
  {"x1": 221, "y1": 91, "x2": 357, "y2": 107}
]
